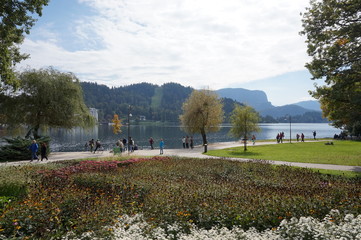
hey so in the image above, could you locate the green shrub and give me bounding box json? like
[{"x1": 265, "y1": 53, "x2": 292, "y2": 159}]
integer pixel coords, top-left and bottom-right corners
[
  {"x1": 0, "y1": 182, "x2": 27, "y2": 198},
  {"x1": 0, "y1": 136, "x2": 51, "y2": 162}
]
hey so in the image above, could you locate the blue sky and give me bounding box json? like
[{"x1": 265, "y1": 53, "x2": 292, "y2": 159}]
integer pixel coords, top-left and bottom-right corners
[{"x1": 18, "y1": 0, "x2": 322, "y2": 106}]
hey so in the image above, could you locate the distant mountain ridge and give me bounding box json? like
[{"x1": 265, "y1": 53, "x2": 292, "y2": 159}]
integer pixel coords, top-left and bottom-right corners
[
  {"x1": 81, "y1": 82, "x2": 326, "y2": 123},
  {"x1": 216, "y1": 88, "x2": 322, "y2": 118},
  {"x1": 293, "y1": 100, "x2": 321, "y2": 111},
  {"x1": 216, "y1": 88, "x2": 273, "y2": 111}
]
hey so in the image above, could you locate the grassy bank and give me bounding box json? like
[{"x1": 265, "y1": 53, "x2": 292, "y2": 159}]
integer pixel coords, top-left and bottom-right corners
[
  {"x1": 0, "y1": 156, "x2": 360, "y2": 239},
  {"x1": 205, "y1": 140, "x2": 361, "y2": 166}
]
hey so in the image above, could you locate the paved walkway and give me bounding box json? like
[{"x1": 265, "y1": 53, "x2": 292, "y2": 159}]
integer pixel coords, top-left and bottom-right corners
[{"x1": 1, "y1": 141, "x2": 360, "y2": 172}]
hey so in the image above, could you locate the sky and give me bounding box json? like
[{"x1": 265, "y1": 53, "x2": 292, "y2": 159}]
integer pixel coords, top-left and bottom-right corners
[{"x1": 18, "y1": 0, "x2": 323, "y2": 106}]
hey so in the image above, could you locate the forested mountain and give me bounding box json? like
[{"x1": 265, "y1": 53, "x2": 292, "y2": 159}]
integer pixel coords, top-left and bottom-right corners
[
  {"x1": 81, "y1": 82, "x2": 242, "y2": 123},
  {"x1": 81, "y1": 82, "x2": 327, "y2": 123}
]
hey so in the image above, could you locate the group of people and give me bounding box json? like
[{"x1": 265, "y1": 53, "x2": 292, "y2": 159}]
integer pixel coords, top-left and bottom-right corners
[
  {"x1": 276, "y1": 132, "x2": 285, "y2": 143},
  {"x1": 149, "y1": 137, "x2": 164, "y2": 154},
  {"x1": 296, "y1": 133, "x2": 305, "y2": 142},
  {"x1": 276, "y1": 131, "x2": 316, "y2": 143},
  {"x1": 181, "y1": 136, "x2": 194, "y2": 149},
  {"x1": 115, "y1": 137, "x2": 138, "y2": 152},
  {"x1": 29, "y1": 140, "x2": 48, "y2": 162},
  {"x1": 111, "y1": 136, "x2": 164, "y2": 155},
  {"x1": 86, "y1": 139, "x2": 103, "y2": 153}
]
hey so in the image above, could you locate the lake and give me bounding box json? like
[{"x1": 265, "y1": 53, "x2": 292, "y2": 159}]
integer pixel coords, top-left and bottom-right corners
[{"x1": 39, "y1": 123, "x2": 338, "y2": 152}]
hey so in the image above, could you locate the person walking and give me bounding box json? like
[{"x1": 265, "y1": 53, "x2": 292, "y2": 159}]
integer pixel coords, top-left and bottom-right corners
[
  {"x1": 122, "y1": 138, "x2": 127, "y2": 151},
  {"x1": 119, "y1": 141, "x2": 124, "y2": 153},
  {"x1": 29, "y1": 140, "x2": 39, "y2": 162},
  {"x1": 93, "y1": 139, "x2": 102, "y2": 153},
  {"x1": 149, "y1": 137, "x2": 154, "y2": 150},
  {"x1": 159, "y1": 138, "x2": 164, "y2": 155},
  {"x1": 251, "y1": 135, "x2": 256, "y2": 145},
  {"x1": 40, "y1": 142, "x2": 48, "y2": 161},
  {"x1": 301, "y1": 133, "x2": 305, "y2": 142},
  {"x1": 129, "y1": 137, "x2": 134, "y2": 152},
  {"x1": 313, "y1": 131, "x2": 317, "y2": 140},
  {"x1": 182, "y1": 136, "x2": 186, "y2": 148},
  {"x1": 89, "y1": 139, "x2": 95, "y2": 152},
  {"x1": 190, "y1": 136, "x2": 194, "y2": 149}
]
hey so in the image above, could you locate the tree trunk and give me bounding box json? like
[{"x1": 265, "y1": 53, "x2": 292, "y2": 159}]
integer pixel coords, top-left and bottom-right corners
[
  {"x1": 244, "y1": 135, "x2": 247, "y2": 151},
  {"x1": 201, "y1": 129, "x2": 208, "y2": 153},
  {"x1": 25, "y1": 125, "x2": 40, "y2": 139}
]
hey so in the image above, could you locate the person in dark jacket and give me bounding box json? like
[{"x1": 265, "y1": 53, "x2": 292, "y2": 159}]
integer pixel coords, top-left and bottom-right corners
[
  {"x1": 93, "y1": 139, "x2": 102, "y2": 153},
  {"x1": 40, "y1": 142, "x2": 48, "y2": 161}
]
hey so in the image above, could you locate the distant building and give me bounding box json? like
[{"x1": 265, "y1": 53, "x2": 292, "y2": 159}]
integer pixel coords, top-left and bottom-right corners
[
  {"x1": 139, "y1": 115, "x2": 146, "y2": 121},
  {"x1": 89, "y1": 108, "x2": 98, "y2": 122}
]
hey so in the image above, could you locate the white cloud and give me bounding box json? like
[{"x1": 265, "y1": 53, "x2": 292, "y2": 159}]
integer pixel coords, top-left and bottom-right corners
[{"x1": 20, "y1": 0, "x2": 311, "y2": 91}]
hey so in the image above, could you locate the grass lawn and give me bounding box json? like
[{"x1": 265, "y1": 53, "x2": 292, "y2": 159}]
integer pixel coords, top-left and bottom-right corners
[
  {"x1": 205, "y1": 140, "x2": 361, "y2": 166},
  {"x1": 313, "y1": 168, "x2": 361, "y2": 178}
]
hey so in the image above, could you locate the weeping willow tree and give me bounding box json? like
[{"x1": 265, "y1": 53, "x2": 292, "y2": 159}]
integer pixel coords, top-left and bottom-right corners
[
  {"x1": 0, "y1": 67, "x2": 95, "y2": 139},
  {"x1": 180, "y1": 89, "x2": 224, "y2": 153},
  {"x1": 229, "y1": 105, "x2": 260, "y2": 151}
]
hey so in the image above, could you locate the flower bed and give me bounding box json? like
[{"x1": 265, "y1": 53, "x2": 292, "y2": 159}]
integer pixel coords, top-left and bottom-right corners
[{"x1": 0, "y1": 156, "x2": 360, "y2": 239}]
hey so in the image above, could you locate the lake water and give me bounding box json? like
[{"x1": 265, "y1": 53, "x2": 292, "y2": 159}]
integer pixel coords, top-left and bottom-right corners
[{"x1": 38, "y1": 123, "x2": 338, "y2": 152}]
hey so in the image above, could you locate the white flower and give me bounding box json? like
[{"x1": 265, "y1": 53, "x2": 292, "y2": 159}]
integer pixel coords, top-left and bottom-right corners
[{"x1": 63, "y1": 210, "x2": 361, "y2": 240}]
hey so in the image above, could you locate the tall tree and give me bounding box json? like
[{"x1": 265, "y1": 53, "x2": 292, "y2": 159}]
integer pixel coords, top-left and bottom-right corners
[
  {"x1": 300, "y1": 0, "x2": 361, "y2": 135},
  {"x1": 0, "y1": 0, "x2": 49, "y2": 90},
  {"x1": 229, "y1": 105, "x2": 260, "y2": 151},
  {"x1": 0, "y1": 67, "x2": 95, "y2": 139},
  {"x1": 180, "y1": 89, "x2": 224, "y2": 153}
]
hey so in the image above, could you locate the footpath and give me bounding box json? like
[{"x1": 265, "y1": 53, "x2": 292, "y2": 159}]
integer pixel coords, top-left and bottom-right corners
[{"x1": 1, "y1": 141, "x2": 360, "y2": 172}]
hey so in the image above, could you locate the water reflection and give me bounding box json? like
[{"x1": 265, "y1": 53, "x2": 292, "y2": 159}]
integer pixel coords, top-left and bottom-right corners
[{"x1": 44, "y1": 123, "x2": 337, "y2": 152}]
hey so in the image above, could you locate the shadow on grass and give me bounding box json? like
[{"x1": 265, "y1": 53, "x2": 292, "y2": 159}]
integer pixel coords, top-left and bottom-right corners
[{"x1": 225, "y1": 150, "x2": 261, "y2": 158}]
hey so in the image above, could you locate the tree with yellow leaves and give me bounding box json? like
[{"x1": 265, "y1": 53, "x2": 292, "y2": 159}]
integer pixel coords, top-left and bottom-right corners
[
  {"x1": 112, "y1": 114, "x2": 122, "y2": 134},
  {"x1": 180, "y1": 89, "x2": 224, "y2": 153}
]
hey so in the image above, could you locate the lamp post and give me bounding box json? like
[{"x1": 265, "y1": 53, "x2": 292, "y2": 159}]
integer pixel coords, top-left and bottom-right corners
[
  {"x1": 285, "y1": 115, "x2": 292, "y2": 143},
  {"x1": 289, "y1": 115, "x2": 292, "y2": 143},
  {"x1": 127, "y1": 105, "x2": 132, "y2": 153}
]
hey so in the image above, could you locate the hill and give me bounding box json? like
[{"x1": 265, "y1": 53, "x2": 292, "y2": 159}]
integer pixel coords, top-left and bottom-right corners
[
  {"x1": 81, "y1": 82, "x2": 242, "y2": 123},
  {"x1": 81, "y1": 82, "x2": 327, "y2": 123},
  {"x1": 293, "y1": 100, "x2": 321, "y2": 111}
]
